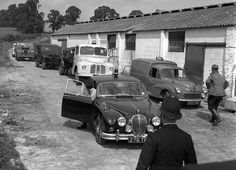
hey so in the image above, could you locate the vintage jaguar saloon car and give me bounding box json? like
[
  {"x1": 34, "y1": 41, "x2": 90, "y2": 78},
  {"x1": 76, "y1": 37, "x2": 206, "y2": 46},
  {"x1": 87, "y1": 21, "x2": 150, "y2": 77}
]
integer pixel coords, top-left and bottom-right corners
[{"x1": 61, "y1": 74, "x2": 161, "y2": 145}]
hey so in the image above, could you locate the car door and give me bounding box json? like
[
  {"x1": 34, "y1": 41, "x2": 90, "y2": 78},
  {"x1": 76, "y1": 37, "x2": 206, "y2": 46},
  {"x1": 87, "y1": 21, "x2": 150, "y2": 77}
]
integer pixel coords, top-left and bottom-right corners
[
  {"x1": 61, "y1": 79, "x2": 94, "y2": 123},
  {"x1": 147, "y1": 67, "x2": 162, "y2": 98}
]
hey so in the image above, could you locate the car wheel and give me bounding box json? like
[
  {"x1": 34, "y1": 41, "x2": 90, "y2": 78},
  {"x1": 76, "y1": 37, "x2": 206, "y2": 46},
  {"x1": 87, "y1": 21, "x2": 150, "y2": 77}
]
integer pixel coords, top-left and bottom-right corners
[
  {"x1": 94, "y1": 116, "x2": 106, "y2": 145},
  {"x1": 59, "y1": 65, "x2": 65, "y2": 75},
  {"x1": 161, "y1": 90, "x2": 170, "y2": 99},
  {"x1": 42, "y1": 61, "x2": 46, "y2": 70}
]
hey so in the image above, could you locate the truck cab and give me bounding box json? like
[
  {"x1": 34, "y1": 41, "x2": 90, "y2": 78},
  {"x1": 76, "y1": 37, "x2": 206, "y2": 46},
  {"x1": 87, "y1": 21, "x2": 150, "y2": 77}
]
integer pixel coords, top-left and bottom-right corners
[
  {"x1": 34, "y1": 44, "x2": 61, "y2": 69},
  {"x1": 72, "y1": 44, "x2": 115, "y2": 80}
]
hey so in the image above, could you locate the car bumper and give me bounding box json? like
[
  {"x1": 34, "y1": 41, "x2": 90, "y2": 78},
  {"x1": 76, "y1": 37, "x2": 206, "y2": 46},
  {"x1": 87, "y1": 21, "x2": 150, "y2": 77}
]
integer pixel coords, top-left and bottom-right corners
[{"x1": 101, "y1": 130, "x2": 147, "y2": 141}]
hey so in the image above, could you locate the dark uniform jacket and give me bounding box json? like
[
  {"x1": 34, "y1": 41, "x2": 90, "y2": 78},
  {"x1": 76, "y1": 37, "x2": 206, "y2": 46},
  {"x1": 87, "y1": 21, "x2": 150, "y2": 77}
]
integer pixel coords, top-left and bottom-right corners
[
  {"x1": 136, "y1": 124, "x2": 197, "y2": 170},
  {"x1": 206, "y1": 72, "x2": 229, "y2": 96}
]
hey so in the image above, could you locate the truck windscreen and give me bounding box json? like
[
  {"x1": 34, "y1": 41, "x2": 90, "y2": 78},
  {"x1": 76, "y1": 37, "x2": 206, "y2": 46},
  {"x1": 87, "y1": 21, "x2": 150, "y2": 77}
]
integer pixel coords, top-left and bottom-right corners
[{"x1": 80, "y1": 46, "x2": 107, "y2": 56}]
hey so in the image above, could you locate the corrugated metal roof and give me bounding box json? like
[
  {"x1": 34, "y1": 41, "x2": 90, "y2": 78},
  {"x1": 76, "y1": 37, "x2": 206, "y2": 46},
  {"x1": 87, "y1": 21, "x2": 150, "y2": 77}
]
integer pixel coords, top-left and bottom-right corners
[{"x1": 52, "y1": 2, "x2": 236, "y2": 36}]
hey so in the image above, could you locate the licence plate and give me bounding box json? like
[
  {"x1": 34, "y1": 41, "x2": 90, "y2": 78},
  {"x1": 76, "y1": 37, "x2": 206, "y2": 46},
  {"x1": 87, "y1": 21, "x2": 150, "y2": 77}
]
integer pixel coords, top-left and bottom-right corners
[
  {"x1": 128, "y1": 136, "x2": 146, "y2": 143},
  {"x1": 24, "y1": 58, "x2": 29, "y2": 60},
  {"x1": 187, "y1": 101, "x2": 199, "y2": 105}
]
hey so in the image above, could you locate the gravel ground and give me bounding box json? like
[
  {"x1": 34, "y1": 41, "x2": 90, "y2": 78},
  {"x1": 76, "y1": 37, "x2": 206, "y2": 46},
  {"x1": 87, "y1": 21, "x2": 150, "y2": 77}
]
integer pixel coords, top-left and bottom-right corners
[{"x1": 1, "y1": 50, "x2": 236, "y2": 170}]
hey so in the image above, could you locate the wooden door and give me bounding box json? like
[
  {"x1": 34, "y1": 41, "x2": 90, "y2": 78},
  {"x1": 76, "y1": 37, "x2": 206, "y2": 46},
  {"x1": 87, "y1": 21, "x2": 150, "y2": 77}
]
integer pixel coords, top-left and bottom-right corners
[{"x1": 184, "y1": 45, "x2": 205, "y2": 85}]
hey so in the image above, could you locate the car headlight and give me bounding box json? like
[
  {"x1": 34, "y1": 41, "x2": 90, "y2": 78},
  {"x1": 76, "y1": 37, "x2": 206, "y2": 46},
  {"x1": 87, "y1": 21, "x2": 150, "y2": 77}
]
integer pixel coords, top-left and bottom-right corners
[
  {"x1": 117, "y1": 117, "x2": 126, "y2": 127},
  {"x1": 109, "y1": 67, "x2": 114, "y2": 71},
  {"x1": 175, "y1": 87, "x2": 181, "y2": 94},
  {"x1": 125, "y1": 124, "x2": 132, "y2": 132},
  {"x1": 147, "y1": 125, "x2": 154, "y2": 132},
  {"x1": 82, "y1": 65, "x2": 86, "y2": 70},
  {"x1": 152, "y1": 117, "x2": 161, "y2": 126}
]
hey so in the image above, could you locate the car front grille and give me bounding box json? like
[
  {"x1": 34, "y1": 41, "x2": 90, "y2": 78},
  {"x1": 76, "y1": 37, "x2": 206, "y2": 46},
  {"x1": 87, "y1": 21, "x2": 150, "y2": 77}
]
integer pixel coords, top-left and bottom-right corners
[
  {"x1": 183, "y1": 93, "x2": 201, "y2": 99},
  {"x1": 131, "y1": 114, "x2": 147, "y2": 136},
  {"x1": 91, "y1": 64, "x2": 106, "y2": 74}
]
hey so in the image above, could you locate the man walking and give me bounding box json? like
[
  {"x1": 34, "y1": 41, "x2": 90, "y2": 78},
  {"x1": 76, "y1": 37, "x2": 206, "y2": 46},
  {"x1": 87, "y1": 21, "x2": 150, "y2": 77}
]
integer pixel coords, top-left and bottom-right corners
[
  {"x1": 206, "y1": 64, "x2": 229, "y2": 126},
  {"x1": 136, "y1": 96, "x2": 197, "y2": 170}
]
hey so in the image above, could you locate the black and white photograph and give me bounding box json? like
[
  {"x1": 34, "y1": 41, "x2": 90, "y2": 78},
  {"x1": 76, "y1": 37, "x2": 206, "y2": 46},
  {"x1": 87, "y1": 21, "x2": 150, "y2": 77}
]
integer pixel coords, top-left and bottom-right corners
[{"x1": 0, "y1": 0, "x2": 236, "y2": 169}]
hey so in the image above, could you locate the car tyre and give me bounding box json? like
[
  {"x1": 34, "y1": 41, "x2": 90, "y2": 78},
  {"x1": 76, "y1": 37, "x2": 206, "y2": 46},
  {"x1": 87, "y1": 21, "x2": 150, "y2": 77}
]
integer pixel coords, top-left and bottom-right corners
[{"x1": 94, "y1": 116, "x2": 106, "y2": 145}]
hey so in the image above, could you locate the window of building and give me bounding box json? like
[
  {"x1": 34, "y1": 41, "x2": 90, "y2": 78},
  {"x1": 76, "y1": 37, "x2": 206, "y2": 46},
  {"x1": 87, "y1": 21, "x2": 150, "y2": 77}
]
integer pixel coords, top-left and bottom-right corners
[
  {"x1": 168, "y1": 31, "x2": 185, "y2": 52},
  {"x1": 125, "y1": 34, "x2": 136, "y2": 50},
  {"x1": 107, "y1": 34, "x2": 116, "y2": 49}
]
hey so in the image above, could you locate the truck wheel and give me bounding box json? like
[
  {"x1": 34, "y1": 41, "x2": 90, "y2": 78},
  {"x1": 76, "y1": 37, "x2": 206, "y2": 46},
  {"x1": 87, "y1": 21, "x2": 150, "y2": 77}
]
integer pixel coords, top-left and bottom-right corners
[
  {"x1": 35, "y1": 60, "x2": 39, "y2": 67},
  {"x1": 67, "y1": 68, "x2": 72, "y2": 76},
  {"x1": 59, "y1": 65, "x2": 65, "y2": 75},
  {"x1": 94, "y1": 116, "x2": 106, "y2": 145},
  {"x1": 42, "y1": 62, "x2": 46, "y2": 70}
]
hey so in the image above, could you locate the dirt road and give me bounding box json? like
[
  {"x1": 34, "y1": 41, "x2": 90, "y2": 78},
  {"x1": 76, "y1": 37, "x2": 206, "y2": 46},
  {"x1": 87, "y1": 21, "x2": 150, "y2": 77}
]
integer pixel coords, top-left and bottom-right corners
[{"x1": 1, "y1": 52, "x2": 236, "y2": 170}]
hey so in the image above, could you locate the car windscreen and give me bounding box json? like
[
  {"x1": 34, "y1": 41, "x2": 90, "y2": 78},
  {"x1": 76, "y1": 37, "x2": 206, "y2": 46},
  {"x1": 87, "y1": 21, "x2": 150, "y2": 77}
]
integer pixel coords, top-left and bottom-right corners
[
  {"x1": 80, "y1": 46, "x2": 107, "y2": 56},
  {"x1": 160, "y1": 68, "x2": 186, "y2": 79},
  {"x1": 97, "y1": 81, "x2": 148, "y2": 97}
]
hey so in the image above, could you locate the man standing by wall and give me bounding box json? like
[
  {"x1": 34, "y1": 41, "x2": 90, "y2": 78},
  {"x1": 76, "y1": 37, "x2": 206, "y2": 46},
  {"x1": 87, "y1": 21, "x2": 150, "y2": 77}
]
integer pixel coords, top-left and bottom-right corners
[
  {"x1": 136, "y1": 96, "x2": 197, "y2": 170},
  {"x1": 206, "y1": 64, "x2": 229, "y2": 126}
]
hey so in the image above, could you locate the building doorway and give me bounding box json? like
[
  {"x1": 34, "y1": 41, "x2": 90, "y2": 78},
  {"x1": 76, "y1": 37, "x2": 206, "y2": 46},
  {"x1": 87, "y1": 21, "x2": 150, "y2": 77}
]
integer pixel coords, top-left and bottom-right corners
[{"x1": 184, "y1": 43, "x2": 225, "y2": 85}]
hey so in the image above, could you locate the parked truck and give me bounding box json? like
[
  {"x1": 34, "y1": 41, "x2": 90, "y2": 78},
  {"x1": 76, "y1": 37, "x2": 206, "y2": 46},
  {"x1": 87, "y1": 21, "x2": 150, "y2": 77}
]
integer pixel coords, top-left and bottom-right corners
[
  {"x1": 14, "y1": 42, "x2": 34, "y2": 61},
  {"x1": 34, "y1": 43, "x2": 61, "y2": 69},
  {"x1": 58, "y1": 44, "x2": 115, "y2": 81}
]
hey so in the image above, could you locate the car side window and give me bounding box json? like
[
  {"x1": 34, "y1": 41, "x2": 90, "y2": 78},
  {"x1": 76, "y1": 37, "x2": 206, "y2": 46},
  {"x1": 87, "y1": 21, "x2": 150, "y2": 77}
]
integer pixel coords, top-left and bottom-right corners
[
  {"x1": 65, "y1": 79, "x2": 90, "y2": 97},
  {"x1": 150, "y1": 68, "x2": 160, "y2": 79}
]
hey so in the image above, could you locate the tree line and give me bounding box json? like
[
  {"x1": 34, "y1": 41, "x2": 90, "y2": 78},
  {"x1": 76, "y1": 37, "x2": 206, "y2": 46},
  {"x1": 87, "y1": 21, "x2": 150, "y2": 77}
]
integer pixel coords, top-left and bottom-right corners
[{"x1": 0, "y1": 0, "x2": 148, "y2": 33}]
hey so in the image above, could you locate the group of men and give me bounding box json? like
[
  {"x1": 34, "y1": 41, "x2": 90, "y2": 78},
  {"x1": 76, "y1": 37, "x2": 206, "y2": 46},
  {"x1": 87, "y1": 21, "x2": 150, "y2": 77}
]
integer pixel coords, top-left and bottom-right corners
[{"x1": 136, "y1": 64, "x2": 229, "y2": 170}]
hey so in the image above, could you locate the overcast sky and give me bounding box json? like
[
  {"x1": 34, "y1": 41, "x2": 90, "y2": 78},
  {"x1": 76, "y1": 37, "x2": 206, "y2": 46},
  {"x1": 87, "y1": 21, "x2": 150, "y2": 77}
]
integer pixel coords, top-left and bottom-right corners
[{"x1": 0, "y1": 0, "x2": 234, "y2": 21}]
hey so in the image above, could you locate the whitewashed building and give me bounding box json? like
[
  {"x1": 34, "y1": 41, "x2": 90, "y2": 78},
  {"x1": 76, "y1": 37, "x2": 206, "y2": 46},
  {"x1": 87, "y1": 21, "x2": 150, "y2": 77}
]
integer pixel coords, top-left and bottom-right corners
[{"x1": 51, "y1": 2, "x2": 236, "y2": 109}]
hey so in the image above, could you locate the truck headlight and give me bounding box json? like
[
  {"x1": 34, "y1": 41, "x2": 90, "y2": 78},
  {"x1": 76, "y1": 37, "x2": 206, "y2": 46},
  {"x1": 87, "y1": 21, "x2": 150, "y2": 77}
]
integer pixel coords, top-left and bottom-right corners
[
  {"x1": 152, "y1": 117, "x2": 161, "y2": 126},
  {"x1": 175, "y1": 87, "x2": 181, "y2": 94},
  {"x1": 82, "y1": 65, "x2": 86, "y2": 70},
  {"x1": 117, "y1": 117, "x2": 126, "y2": 127},
  {"x1": 202, "y1": 87, "x2": 207, "y2": 93},
  {"x1": 201, "y1": 93, "x2": 206, "y2": 98}
]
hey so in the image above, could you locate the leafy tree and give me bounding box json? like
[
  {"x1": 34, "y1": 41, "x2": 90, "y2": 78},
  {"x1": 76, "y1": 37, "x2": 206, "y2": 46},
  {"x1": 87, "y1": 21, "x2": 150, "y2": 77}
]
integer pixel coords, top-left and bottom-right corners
[
  {"x1": 64, "y1": 6, "x2": 81, "y2": 25},
  {"x1": 0, "y1": 0, "x2": 44, "y2": 33},
  {"x1": 90, "y1": 6, "x2": 119, "y2": 21},
  {"x1": 129, "y1": 10, "x2": 143, "y2": 16},
  {"x1": 48, "y1": 10, "x2": 64, "y2": 32}
]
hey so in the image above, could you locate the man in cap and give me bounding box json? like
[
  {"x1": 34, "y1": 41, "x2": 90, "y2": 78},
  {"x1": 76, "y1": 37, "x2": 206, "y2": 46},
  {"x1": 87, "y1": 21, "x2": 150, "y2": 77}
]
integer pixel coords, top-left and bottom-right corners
[
  {"x1": 206, "y1": 64, "x2": 229, "y2": 126},
  {"x1": 136, "y1": 96, "x2": 197, "y2": 170}
]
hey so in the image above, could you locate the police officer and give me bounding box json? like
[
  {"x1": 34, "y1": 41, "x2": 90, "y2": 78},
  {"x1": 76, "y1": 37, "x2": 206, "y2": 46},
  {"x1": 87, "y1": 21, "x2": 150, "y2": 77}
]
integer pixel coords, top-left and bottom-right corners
[
  {"x1": 136, "y1": 96, "x2": 197, "y2": 170},
  {"x1": 206, "y1": 64, "x2": 229, "y2": 126}
]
